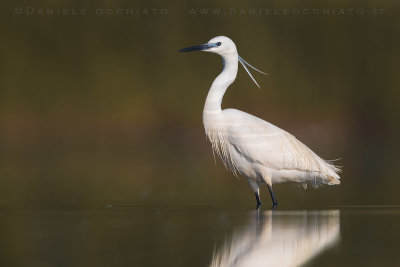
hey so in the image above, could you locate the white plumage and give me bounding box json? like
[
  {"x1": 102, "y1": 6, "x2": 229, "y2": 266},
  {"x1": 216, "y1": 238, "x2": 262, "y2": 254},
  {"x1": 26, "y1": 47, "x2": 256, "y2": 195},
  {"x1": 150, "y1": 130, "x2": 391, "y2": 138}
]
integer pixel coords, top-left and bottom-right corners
[
  {"x1": 209, "y1": 210, "x2": 340, "y2": 267},
  {"x1": 180, "y1": 36, "x2": 340, "y2": 207}
]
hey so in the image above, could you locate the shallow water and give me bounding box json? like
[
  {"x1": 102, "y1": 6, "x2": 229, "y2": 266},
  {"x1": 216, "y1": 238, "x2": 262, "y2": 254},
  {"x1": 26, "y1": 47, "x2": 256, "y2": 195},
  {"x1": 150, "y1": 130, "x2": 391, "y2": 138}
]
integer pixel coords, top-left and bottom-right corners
[{"x1": 1, "y1": 205, "x2": 399, "y2": 266}]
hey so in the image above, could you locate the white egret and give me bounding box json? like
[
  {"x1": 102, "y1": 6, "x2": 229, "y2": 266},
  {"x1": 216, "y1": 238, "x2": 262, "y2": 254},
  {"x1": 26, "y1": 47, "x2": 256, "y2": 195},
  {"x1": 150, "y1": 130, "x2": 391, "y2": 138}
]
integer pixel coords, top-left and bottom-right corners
[{"x1": 179, "y1": 36, "x2": 340, "y2": 208}]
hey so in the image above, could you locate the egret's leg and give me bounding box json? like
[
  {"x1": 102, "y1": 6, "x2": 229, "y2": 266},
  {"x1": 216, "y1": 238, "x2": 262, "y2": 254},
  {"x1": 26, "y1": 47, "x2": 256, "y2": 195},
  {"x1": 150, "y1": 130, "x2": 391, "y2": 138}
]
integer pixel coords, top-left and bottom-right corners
[
  {"x1": 247, "y1": 178, "x2": 261, "y2": 209},
  {"x1": 255, "y1": 192, "x2": 262, "y2": 209},
  {"x1": 267, "y1": 184, "x2": 278, "y2": 207}
]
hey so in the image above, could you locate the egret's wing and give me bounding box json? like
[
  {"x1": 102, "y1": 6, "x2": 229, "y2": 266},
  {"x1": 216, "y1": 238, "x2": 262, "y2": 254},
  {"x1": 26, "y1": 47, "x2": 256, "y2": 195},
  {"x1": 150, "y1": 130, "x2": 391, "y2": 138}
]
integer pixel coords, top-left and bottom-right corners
[{"x1": 222, "y1": 109, "x2": 340, "y2": 179}]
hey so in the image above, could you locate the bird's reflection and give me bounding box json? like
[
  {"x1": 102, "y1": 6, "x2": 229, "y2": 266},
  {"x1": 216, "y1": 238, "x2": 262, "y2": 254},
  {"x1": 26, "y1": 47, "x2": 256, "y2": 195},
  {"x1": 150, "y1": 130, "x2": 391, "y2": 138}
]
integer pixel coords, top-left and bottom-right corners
[{"x1": 210, "y1": 210, "x2": 340, "y2": 267}]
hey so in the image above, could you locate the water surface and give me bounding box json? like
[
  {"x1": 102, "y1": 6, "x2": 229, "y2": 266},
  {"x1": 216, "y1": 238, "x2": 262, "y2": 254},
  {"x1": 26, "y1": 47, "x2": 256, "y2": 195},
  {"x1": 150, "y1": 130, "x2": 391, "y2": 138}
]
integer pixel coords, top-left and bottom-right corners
[{"x1": 1, "y1": 205, "x2": 399, "y2": 266}]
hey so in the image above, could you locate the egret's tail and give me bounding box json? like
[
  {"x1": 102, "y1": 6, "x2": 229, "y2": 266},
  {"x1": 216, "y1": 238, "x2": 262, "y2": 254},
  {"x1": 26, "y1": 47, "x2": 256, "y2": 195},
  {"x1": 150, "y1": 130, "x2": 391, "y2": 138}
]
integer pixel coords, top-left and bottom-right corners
[
  {"x1": 316, "y1": 160, "x2": 341, "y2": 187},
  {"x1": 325, "y1": 160, "x2": 341, "y2": 185},
  {"x1": 327, "y1": 174, "x2": 341, "y2": 185},
  {"x1": 302, "y1": 160, "x2": 341, "y2": 189}
]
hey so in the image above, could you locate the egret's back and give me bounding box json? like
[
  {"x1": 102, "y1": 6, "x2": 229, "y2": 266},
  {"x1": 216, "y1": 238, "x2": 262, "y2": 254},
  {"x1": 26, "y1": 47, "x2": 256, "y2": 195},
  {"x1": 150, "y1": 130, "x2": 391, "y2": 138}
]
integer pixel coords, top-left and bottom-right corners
[{"x1": 205, "y1": 108, "x2": 340, "y2": 187}]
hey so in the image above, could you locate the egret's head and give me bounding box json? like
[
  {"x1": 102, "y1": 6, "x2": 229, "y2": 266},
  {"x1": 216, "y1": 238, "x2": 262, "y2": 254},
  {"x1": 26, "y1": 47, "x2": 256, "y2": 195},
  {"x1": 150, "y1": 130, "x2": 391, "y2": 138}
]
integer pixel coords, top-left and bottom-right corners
[
  {"x1": 179, "y1": 36, "x2": 266, "y2": 88},
  {"x1": 179, "y1": 36, "x2": 237, "y2": 56}
]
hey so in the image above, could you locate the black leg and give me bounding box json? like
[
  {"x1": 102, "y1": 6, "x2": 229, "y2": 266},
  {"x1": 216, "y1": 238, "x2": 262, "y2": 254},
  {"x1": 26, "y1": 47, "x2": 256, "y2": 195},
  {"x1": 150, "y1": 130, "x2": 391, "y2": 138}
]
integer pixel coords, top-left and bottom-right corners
[
  {"x1": 255, "y1": 192, "x2": 262, "y2": 209},
  {"x1": 267, "y1": 184, "x2": 278, "y2": 207}
]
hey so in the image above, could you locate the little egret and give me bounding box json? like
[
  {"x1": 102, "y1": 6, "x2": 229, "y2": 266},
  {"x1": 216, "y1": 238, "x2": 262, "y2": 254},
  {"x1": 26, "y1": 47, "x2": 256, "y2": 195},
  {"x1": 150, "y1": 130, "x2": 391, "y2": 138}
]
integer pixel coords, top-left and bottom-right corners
[{"x1": 179, "y1": 36, "x2": 340, "y2": 208}]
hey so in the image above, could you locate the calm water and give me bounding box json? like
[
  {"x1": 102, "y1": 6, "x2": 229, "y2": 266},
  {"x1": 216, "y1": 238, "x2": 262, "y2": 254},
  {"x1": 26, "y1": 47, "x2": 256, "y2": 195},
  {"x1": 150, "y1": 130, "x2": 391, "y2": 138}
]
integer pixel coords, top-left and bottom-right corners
[
  {"x1": 1, "y1": 205, "x2": 399, "y2": 266},
  {"x1": 1, "y1": 1, "x2": 399, "y2": 266}
]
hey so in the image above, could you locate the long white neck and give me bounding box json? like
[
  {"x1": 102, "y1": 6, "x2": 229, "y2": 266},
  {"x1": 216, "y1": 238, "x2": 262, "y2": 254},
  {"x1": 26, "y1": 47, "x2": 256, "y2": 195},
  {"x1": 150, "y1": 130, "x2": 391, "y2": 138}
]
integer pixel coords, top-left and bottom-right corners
[
  {"x1": 202, "y1": 53, "x2": 239, "y2": 173},
  {"x1": 203, "y1": 54, "x2": 238, "y2": 114}
]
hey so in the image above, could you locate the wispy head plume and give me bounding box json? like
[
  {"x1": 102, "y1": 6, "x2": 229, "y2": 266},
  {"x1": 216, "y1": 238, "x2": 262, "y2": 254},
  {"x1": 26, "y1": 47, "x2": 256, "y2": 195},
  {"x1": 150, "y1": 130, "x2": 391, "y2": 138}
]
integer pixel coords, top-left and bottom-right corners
[{"x1": 238, "y1": 55, "x2": 267, "y2": 88}]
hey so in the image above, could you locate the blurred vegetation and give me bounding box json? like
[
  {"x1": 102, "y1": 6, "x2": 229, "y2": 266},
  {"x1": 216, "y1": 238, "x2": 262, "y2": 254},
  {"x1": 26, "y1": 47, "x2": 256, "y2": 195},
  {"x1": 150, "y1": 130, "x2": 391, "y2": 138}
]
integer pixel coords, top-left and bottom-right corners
[{"x1": 0, "y1": 0, "x2": 399, "y2": 207}]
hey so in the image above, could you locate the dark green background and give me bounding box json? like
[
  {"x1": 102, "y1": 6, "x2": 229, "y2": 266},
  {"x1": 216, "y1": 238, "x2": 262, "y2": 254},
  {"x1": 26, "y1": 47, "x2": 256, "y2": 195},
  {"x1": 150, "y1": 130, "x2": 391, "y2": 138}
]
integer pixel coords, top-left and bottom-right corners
[
  {"x1": 1, "y1": 0, "x2": 399, "y2": 207},
  {"x1": 1, "y1": 1, "x2": 400, "y2": 267}
]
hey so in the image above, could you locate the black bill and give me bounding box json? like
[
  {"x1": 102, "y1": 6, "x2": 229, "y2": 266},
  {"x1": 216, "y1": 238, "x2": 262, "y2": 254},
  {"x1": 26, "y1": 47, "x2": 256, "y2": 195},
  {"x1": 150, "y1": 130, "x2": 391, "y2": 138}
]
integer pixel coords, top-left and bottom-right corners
[{"x1": 179, "y1": 43, "x2": 217, "y2": 52}]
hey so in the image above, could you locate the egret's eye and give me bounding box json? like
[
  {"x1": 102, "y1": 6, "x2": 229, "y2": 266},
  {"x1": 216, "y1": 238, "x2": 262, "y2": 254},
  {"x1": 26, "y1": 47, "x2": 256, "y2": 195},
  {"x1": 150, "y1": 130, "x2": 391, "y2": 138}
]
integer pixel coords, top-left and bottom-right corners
[{"x1": 216, "y1": 42, "x2": 221, "y2": 46}]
